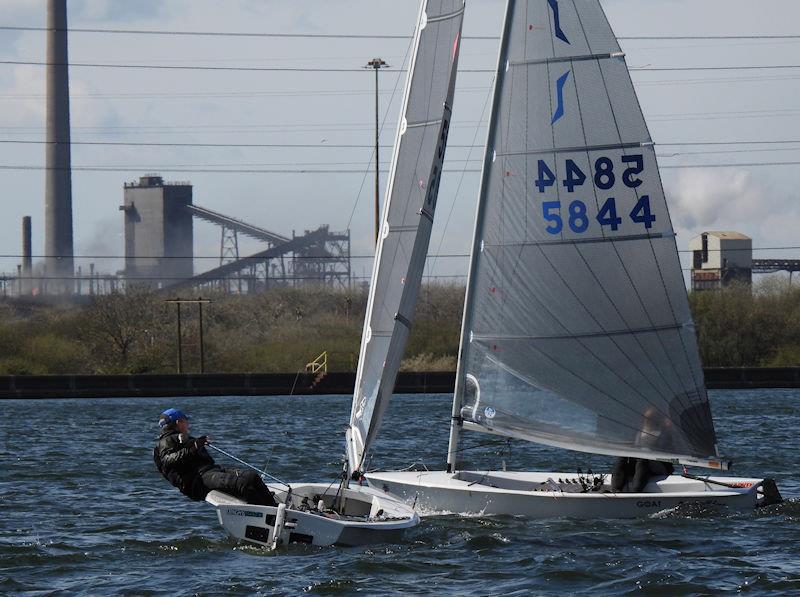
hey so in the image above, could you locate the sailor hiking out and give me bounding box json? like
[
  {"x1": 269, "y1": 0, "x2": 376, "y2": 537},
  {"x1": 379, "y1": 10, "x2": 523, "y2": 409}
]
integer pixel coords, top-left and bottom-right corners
[{"x1": 153, "y1": 408, "x2": 277, "y2": 506}]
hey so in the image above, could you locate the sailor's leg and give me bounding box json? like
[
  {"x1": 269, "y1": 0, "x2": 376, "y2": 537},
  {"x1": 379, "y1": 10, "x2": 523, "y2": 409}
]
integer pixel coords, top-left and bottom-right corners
[
  {"x1": 611, "y1": 457, "x2": 631, "y2": 492},
  {"x1": 235, "y1": 470, "x2": 278, "y2": 507},
  {"x1": 630, "y1": 459, "x2": 651, "y2": 493},
  {"x1": 200, "y1": 466, "x2": 239, "y2": 496},
  {"x1": 201, "y1": 467, "x2": 278, "y2": 506}
]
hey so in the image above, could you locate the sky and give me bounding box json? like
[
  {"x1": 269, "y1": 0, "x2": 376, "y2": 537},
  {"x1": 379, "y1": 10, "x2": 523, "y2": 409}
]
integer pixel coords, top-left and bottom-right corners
[{"x1": 0, "y1": 0, "x2": 799, "y2": 285}]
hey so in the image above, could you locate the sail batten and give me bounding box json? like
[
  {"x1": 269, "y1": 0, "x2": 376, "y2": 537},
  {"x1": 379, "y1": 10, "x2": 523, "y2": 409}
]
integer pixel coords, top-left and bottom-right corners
[
  {"x1": 497, "y1": 141, "x2": 649, "y2": 157},
  {"x1": 473, "y1": 323, "x2": 687, "y2": 341},
  {"x1": 448, "y1": 0, "x2": 721, "y2": 468},
  {"x1": 509, "y1": 51, "x2": 623, "y2": 67},
  {"x1": 483, "y1": 232, "x2": 670, "y2": 248},
  {"x1": 347, "y1": 0, "x2": 465, "y2": 476}
]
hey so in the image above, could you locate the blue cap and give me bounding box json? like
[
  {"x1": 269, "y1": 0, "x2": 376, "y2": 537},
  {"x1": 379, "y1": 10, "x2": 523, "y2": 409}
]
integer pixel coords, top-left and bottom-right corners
[{"x1": 159, "y1": 408, "x2": 189, "y2": 427}]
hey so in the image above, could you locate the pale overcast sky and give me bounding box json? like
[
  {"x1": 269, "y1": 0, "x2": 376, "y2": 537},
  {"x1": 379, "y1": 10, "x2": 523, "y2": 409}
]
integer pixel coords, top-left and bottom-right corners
[{"x1": 0, "y1": 0, "x2": 798, "y2": 283}]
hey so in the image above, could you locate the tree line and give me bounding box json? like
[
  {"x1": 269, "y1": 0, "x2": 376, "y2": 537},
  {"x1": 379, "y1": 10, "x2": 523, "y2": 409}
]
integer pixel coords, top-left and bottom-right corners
[{"x1": 0, "y1": 279, "x2": 796, "y2": 375}]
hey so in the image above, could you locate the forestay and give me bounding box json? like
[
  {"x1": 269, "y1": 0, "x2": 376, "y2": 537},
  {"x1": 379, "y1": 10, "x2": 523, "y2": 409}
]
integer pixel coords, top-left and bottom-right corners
[
  {"x1": 451, "y1": 0, "x2": 724, "y2": 468},
  {"x1": 347, "y1": 0, "x2": 465, "y2": 475}
]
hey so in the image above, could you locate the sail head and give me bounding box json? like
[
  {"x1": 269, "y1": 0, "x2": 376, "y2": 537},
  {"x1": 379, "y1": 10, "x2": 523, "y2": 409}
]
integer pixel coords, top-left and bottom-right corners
[{"x1": 454, "y1": 0, "x2": 720, "y2": 466}]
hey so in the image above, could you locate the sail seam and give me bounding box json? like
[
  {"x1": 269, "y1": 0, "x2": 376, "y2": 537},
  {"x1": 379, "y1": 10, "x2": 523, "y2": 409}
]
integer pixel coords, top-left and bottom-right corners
[{"x1": 509, "y1": 51, "x2": 623, "y2": 68}]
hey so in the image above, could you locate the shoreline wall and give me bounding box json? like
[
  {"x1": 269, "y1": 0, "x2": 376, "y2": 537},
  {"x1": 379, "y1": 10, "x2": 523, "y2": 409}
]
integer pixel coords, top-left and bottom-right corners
[{"x1": 0, "y1": 368, "x2": 799, "y2": 399}]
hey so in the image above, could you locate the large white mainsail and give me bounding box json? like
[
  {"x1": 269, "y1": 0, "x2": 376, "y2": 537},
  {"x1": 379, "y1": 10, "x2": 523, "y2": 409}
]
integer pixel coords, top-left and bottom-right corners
[
  {"x1": 447, "y1": 0, "x2": 725, "y2": 470},
  {"x1": 346, "y1": 0, "x2": 465, "y2": 475}
]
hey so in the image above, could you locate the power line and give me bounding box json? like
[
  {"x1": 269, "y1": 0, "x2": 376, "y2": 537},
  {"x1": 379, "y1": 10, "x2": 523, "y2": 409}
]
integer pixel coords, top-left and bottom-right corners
[
  {"x1": 2, "y1": 139, "x2": 799, "y2": 150},
  {"x1": 0, "y1": 139, "x2": 399, "y2": 149},
  {"x1": 1, "y1": 161, "x2": 800, "y2": 174},
  {"x1": 0, "y1": 253, "x2": 468, "y2": 261},
  {"x1": 2, "y1": 26, "x2": 798, "y2": 42},
  {"x1": 3, "y1": 246, "x2": 800, "y2": 261},
  {"x1": 0, "y1": 60, "x2": 378, "y2": 73},
  {"x1": 630, "y1": 65, "x2": 800, "y2": 72},
  {"x1": 0, "y1": 25, "x2": 413, "y2": 39},
  {"x1": 619, "y1": 35, "x2": 800, "y2": 41},
  {"x1": 6, "y1": 59, "x2": 800, "y2": 74},
  {"x1": 0, "y1": 25, "x2": 491, "y2": 40},
  {"x1": 0, "y1": 164, "x2": 480, "y2": 174}
]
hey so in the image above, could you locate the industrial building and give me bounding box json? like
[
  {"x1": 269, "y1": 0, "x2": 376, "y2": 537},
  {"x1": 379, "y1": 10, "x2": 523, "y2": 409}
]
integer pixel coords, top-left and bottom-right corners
[
  {"x1": 690, "y1": 231, "x2": 800, "y2": 291},
  {"x1": 690, "y1": 231, "x2": 753, "y2": 291},
  {"x1": 121, "y1": 175, "x2": 194, "y2": 287},
  {"x1": 119, "y1": 174, "x2": 351, "y2": 292}
]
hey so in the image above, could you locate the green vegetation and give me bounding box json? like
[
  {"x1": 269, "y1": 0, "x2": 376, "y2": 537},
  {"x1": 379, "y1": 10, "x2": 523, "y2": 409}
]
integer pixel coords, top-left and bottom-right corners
[
  {"x1": 0, "y1": 284, "x2": 462, "y2": 375},
  {"x1": 1, "y1": 279, "x2": 798, "y2": 375},
  {"x1": 689, "y1": 278, "x2": 800, "y2": 367}
]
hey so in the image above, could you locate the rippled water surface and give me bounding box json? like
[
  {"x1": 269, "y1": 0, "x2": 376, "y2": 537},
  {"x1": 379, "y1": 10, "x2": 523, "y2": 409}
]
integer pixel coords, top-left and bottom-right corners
[{"x1": 2, "y1": 390, "x2": 799, "y2": 595}]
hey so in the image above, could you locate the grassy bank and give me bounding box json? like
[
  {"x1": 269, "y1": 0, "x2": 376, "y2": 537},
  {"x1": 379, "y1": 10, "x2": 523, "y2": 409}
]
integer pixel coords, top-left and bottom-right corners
[{"x1": 1, "y1": 279, "x2": 797, "y2": 375}]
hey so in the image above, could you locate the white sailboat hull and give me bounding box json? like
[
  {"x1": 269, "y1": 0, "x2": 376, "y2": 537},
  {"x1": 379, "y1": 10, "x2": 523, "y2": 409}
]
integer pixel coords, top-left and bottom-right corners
[
  {"x1": 367, "y1": 470, "x2": 777, "y2": 518},
  {"x1": 207, "y1": 482, "x2": 419, "y2": 548}
]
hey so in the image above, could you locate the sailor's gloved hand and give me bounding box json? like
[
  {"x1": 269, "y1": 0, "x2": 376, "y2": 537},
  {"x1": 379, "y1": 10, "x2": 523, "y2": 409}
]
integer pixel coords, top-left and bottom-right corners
[{"x1": 192, "y1": 436, "x2": 210, "y2": 451}]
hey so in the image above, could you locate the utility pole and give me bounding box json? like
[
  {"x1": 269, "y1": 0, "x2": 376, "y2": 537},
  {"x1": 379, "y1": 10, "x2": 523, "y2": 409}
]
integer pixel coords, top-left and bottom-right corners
[
  {"x1": 365, "y1": 58, "x2": 389, "y2": 246},
  {"x1": 166, "y1": 298, "x2": 211, "y2": 373}
]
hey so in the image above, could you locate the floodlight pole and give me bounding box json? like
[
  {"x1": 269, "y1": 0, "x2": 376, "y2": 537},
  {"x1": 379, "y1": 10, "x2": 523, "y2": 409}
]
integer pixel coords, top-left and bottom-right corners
[{"x1": 365, "y1": 58, "x2": 389, "y2": 247}]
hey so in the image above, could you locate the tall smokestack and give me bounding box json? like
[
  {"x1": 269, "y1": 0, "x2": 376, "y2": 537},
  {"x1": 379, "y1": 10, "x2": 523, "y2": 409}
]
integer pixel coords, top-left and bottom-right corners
[
  {"x1": 22, "y1": 216, "x2": 32, "y2": 276},
  {"x1": 44, "y1": 0, "x2": 74, "y2": 293}
]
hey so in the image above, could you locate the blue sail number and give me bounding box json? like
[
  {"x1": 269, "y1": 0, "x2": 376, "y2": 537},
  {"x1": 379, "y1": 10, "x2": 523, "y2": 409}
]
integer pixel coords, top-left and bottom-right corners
[
  {"x1": 535, "y1": 155, "x2": 647, "y2": 192},
  {"x1": 535, "y1": 160, "x2": 557, "y2": 193},
  {"x1": 630, "y1": 195, "x2": 656, "y2": 229},
  {"x1": 536, "y1": 154, "x2": 657, "y2": 234},
  {"x1": 596, "y1": 198, "x2": 622, "y2": 230},
  {"x1": 562, "y1": 159, "x2": 587, "y2": 192}
]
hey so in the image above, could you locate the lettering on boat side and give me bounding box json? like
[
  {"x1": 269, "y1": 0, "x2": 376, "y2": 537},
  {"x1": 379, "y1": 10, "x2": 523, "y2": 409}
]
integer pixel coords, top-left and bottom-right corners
[
  {"x1": 636, "y1": 500, "x2": 662, "y2": 508},
  {"x1": 225, "y1": 508, "x2": 263, "y2": 518}
]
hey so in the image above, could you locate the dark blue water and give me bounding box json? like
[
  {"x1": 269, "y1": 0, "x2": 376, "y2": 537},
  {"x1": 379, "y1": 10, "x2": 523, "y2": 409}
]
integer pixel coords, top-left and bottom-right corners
[{"x1": 2, "y1": 391, "x2": 799, "y2": 595}]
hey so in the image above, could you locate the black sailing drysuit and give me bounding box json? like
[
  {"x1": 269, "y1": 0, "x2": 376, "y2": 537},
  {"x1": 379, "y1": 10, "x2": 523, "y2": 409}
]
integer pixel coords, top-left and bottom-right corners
[{"x1": 153, "y1": 427, "x2": 277, "y2": 506}]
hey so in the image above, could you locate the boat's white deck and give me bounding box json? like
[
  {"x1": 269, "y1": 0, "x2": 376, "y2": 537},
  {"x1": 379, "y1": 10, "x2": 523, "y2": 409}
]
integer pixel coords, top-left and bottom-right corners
[{"x1": 368, "y1": 470, "x2": 760, "y2": 497}]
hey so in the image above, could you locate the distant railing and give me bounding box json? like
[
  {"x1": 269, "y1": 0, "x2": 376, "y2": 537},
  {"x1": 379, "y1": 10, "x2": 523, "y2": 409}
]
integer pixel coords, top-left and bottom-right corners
[{"x1": 305, "y1": 351, "x2": 328, "y2": 374}]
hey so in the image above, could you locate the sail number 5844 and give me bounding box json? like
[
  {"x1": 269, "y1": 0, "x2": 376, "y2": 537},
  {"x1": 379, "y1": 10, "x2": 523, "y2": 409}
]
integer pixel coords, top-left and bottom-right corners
[{"x1": 536, "y1": 155, "x2": 656, "y2": 234}]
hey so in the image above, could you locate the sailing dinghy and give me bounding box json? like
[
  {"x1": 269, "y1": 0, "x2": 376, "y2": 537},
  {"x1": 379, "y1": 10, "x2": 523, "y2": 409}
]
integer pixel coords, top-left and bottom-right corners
[
  {"x1": 206, "y1": 0, "x2": 466, "y2": 547},
  {"x1": 367, "y1": 0, "x2": 782, "y2": 517}
]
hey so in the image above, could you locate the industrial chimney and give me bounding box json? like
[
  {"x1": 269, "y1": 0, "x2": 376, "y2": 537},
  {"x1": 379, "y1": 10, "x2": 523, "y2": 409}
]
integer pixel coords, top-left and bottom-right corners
[
  {"x1": 22, "y1": 216, "x2": 32, "y2": 295},
  {"x1": 44, "y1": 0, "x2": 74, "y2": 293},
  {"x1": 22, "y1": 216, "x2": 32, "y2": 275}
]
